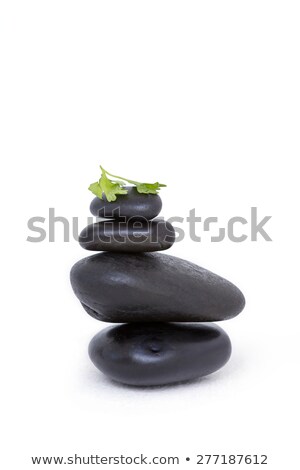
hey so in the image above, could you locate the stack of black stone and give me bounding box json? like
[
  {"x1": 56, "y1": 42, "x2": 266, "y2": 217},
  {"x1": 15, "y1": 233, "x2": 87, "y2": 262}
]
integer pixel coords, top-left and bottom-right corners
[{"x1": 70, "y1": 188, "x2": 245, "y2": 386}]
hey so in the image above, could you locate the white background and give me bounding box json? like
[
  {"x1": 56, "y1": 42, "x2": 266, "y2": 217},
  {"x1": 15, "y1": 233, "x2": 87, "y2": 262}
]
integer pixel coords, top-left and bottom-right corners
[{"x1": 1, "y1": 1, "x2": 299, "y2": 468}]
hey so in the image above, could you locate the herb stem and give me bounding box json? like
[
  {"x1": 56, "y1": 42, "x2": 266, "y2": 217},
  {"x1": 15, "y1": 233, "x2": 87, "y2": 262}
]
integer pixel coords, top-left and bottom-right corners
[{"x1": 102, "y1": 166, "x2": 139, "y2": 186}]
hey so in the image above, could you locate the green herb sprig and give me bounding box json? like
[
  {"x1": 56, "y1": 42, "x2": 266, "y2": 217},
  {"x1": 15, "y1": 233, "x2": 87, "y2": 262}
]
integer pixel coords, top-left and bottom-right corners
[{"x1": 89, "y1": 166, "x2": 166, "y2": 202}]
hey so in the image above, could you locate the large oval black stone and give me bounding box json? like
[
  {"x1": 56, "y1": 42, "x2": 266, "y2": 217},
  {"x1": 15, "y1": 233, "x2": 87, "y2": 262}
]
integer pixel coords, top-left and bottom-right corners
[
  {"x1": 90, "y1": 187, "x2": 162, "y2": 220},
  {"x1": 70, "y1": 252, "x2": 245, "y2": 322},
  {"x1": 88, "y1": 323, "x2": 232, "y2": 386},
  {"x1": 78, "y1": 219, "x2": 175, "y2": 253}
]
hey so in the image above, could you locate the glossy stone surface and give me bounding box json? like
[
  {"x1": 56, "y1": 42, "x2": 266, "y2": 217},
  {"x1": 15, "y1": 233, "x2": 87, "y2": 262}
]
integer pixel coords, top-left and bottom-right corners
[
  {"x1": 70, "y1": 252, "x2": 245, "y2": 322},
  {"x1": 88, "y1": 323, "x2": 232, "y2": 386},
  {"x1": 90, "y1": 187, "x2": 162, "y2": 220},
  {"x1": 78, "y1": 219, "x2": 175, "y2": 253}
]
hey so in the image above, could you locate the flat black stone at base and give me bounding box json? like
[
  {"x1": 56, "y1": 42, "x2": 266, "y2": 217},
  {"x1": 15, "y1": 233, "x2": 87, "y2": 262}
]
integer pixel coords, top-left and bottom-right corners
[
  {"x1": 90, "y1": 187, "x2": 162, "y2": 220},
  {"x1": 78, "y1": 219, "x2": 175, "y2": 252},
  {"x1": 70, "y1": 252, "x2": 245, "y2": 322},
  {"x1": 88, "y1": 323, "x2": 232, "y2": 386}
]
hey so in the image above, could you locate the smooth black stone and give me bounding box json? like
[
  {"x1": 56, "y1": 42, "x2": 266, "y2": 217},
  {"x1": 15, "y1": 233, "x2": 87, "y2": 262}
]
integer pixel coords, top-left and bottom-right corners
[
  {"x1": 78, "y1": 219, "x2": 175, "y2": 253},
  {"x1": 70, "y1": 252, "x2": 245, "y2": 322},
  {"x1": 88, "y1": 323, "x2": 232, "y2": 386},
  {"x1": 90, "y1": 187, "x2": 162, "y2": 220}
]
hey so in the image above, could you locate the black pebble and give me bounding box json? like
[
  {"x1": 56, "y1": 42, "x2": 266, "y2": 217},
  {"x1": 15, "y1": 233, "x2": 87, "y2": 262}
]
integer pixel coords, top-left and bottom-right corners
[
  {"x1": 90, "y1": 187, "x2": 162, "y2": 220},
  {"x1": 70, "y1": 252, "x2": 245, "y2": 323},
  {"x1": 78, "y1": 219, "x2": 175, "y2": 253},
  {"x1": 88, "y1": 323, "x2": 232, "y2": 386}
]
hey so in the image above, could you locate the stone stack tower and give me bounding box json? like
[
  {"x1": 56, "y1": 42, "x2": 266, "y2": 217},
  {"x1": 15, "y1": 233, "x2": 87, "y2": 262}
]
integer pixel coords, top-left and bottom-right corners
[{"x1": 70, "y1": 188, "x2": 245, "y2": 386}]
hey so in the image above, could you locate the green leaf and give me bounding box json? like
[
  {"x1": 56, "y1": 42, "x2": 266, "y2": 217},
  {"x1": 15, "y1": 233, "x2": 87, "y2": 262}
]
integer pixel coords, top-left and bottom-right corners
[
  {"x1": 104, "y1": 168, "x2": 166, "y2": 196},
  {"x1": 88, "y1": 182, "x2": 103, "y2": 199},
  {"x1": 98, "y1": 170, "x2": 128, "y2": 202},
  {"x1": 89, "y1": 165, "x2": 166, "y2": 201},
  {"x1": 136, "y1": 182, "x2": 166, "y2": 194}
]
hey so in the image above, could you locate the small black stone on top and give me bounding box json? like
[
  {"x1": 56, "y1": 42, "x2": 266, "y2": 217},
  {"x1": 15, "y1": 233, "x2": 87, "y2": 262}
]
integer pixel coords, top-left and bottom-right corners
[{"x1": 90, "y1": 186, "x2": 162, "y2": 220}]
